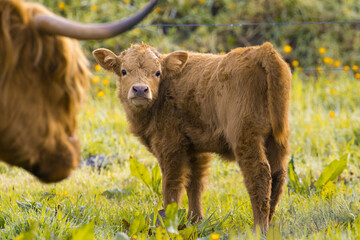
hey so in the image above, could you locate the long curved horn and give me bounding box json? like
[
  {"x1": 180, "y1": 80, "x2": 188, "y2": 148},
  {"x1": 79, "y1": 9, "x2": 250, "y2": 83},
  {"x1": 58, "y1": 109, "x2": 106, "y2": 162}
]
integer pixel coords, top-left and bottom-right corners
[{"x1": 33, "y1": 0, "x2": 158, "y2": 40}]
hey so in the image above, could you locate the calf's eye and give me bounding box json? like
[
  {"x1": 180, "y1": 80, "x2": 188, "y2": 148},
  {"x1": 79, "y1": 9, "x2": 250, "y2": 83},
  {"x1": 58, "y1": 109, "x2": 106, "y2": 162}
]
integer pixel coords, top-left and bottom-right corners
[
  {"x1": 121, "y1": 69, "x2": 127, "y2": 76},
  {"x1": 155, "y1": 71, "x2": 161, "y2": 77}
]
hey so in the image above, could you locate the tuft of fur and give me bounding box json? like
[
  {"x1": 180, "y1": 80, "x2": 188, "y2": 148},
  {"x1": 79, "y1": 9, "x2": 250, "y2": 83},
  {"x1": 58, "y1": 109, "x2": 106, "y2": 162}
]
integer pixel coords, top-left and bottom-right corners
[
  {"x1": 0, "y1": 0, "x2": 89, "y2": 182},
  {"x1": 93, "y1": 42, "x2": 291, "y2": 231}
]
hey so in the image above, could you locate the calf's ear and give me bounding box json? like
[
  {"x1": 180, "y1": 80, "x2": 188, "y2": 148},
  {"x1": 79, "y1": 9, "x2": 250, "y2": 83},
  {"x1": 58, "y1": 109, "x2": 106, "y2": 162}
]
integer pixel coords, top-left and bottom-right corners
[
  {"x1": 92, "y1": 48, "x2": 120, "y2": 73},
  {"x1": 163, "y1": 51, "x2": 188, "y2": 74}
]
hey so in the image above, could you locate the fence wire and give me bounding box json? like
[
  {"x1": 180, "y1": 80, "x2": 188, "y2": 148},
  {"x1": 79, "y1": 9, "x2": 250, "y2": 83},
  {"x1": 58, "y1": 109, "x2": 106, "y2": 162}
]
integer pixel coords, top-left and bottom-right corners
[
  {"x1": 136, "y1": 20, "x2": 360, "y2": 74},
  {"x1": 138, "y1": 20, "x2": 360, "y2": 28}
]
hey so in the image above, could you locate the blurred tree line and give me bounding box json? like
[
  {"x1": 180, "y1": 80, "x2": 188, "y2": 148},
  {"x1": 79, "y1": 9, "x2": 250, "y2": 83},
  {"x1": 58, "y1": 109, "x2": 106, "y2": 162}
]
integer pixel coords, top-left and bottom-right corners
[{"x1": 35, "y1": 0, "x2": 360, "y2": 68}]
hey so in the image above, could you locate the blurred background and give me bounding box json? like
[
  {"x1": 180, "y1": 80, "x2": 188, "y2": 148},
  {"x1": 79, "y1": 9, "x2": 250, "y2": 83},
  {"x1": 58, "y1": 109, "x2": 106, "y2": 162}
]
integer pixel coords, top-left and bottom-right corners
[{"x1": 35, "y1": 0, "x2": 360, "y2": 70}]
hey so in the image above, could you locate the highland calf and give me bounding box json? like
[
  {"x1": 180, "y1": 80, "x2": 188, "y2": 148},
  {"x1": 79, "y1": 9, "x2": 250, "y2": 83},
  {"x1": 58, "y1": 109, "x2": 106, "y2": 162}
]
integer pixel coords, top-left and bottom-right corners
[
  {"x1": 93, "y1": 42, "x2": 291, "y2": 231},
  {"x1": 0, "y1": 0, "x2": 157, "y2": 182}
]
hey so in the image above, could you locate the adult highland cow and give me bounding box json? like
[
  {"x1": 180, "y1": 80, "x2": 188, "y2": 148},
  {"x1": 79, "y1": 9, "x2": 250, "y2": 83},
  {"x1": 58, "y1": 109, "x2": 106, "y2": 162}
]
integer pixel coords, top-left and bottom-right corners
[
  {"x1": 93, "y1": 42, "x2": 291, "y2": 231},
  {"x1": 0, "y1": 0, "x2": 158, "y2": 183}
]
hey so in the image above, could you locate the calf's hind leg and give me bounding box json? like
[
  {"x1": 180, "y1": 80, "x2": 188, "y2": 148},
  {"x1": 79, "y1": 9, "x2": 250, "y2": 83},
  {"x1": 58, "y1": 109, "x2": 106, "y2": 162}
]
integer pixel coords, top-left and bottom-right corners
[
  {"x1": 265, "y1": 135, "x2": 289, "y2": 223},
  {"x1": 234, "y1": 134, "x2": 272, "y2": 232}
]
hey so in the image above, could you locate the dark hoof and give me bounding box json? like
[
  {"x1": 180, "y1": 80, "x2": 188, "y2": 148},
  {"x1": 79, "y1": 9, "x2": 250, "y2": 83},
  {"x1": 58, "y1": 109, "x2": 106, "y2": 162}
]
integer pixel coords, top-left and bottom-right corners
[{"x1": 158, "y1": 209, "x2": 166, "y2": 219}]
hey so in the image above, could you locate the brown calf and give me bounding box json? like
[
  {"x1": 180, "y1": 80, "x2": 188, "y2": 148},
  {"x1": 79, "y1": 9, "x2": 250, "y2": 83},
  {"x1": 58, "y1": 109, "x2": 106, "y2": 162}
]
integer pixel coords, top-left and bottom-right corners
[
  {"x1": 93, "y1": 42, "x2": 291, "y2": 231},
  {"x1": 0, "y1": 0, "x2": 157, "y2": 183}
]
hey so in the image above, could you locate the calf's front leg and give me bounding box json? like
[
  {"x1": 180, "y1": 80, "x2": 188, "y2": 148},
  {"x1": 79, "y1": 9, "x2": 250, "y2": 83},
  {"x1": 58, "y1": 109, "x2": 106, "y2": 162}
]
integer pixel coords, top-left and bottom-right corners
[
  {"x1": 186, "y1": 153, "x2": 211, "y2": 222},
  {"x1": 158, "y1": 151, "x2": 190, "y2": 212}
]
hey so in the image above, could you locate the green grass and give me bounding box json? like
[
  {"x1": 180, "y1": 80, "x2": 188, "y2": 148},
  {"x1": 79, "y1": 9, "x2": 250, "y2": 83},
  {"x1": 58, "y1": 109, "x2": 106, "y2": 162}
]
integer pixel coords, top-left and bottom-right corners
[{"x1": 1, "y1": 70, "x2": 360, "y2": 239}]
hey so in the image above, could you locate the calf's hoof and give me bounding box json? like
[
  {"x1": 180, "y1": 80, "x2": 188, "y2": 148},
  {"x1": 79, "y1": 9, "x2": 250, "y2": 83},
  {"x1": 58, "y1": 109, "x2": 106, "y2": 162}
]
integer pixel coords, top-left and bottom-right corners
[
  {"x1": 187, "y1": 212, "x2": 203, "y2": 224},
  {"x1": 158, "y1": 209, "x2": 166, "y2": 219}
]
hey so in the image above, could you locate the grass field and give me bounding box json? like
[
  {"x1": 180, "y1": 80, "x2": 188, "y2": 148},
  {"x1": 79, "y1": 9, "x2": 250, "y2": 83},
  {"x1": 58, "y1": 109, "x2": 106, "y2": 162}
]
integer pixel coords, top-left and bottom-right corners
[{"x1": 0, "y1": 69, "x2": 359, "y2": 239}]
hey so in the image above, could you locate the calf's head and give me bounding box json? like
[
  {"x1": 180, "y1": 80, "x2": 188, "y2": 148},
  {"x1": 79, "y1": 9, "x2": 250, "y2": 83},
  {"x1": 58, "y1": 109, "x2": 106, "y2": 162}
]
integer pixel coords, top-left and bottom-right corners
[{"x1": 93, "y1": 44, "x2": 188, "y2": 111}]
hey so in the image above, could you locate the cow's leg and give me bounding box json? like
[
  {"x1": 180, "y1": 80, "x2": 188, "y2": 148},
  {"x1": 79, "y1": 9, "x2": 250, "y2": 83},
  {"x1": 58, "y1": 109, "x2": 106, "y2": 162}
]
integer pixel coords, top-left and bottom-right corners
[
  {"x1": 265, "y1": 135, "x2": 289, "y2": 223},
  {"x1": 185, "y1": 153, "x2": 211, "y2": 222},
  {"x1": 234, "y1": 133, "x2": 271, "y2": 232},
  {"x1": 159, "y1": 151, "x2": 190, "y2": 212}
]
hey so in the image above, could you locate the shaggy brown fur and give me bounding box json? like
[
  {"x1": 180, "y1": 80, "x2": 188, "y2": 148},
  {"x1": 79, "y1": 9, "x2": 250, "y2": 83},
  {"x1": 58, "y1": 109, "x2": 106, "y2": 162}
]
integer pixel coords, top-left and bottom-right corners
[
  {"x1": 0, "y1": 0, "x2": 89, "y2": 182},
  {"x1": 93, "y1": 42, "x2": 291, "y2": 231}
]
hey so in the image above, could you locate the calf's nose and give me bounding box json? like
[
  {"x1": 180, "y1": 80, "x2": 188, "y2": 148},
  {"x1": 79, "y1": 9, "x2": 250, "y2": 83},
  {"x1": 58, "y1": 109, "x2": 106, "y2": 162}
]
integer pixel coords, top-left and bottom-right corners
[
  {"x1": 132, "y1": 85, "x2": 149, "y2": 94},
  {"x1": 131, "y1": 85, "x2": 150, "y2": 98}
]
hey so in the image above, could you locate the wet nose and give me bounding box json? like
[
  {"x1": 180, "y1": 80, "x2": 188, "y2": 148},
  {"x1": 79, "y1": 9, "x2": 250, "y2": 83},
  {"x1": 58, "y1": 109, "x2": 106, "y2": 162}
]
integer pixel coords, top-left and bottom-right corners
[
  {"x1": 132, "y1": 85, "x2": 150, "y2": 98},
  {"x1": 132, "y1": 85, "x2": 149, "y2": 94}
]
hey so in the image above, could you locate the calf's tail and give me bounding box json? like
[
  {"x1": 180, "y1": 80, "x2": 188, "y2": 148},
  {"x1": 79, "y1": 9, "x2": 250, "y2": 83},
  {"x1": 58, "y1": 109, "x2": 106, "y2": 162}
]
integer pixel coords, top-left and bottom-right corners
[{"x1": 257, "y1": 42, "x2": 292, "y2": 146}]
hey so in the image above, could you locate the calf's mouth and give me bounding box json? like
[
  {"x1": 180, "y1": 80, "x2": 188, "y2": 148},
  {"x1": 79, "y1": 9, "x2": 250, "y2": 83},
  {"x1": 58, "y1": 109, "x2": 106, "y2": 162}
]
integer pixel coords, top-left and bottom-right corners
[{"x1": 130, "y1": 97, "x2": 151, "y2": 107}]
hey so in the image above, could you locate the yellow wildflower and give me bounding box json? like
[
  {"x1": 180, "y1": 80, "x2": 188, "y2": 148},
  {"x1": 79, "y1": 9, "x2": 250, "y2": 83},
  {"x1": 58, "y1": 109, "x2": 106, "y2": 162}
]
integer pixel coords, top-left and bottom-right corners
[
  {"x1": 297, "y1": 67, "x2": 303, "y2": 71},
  {"x1": 92, "y1": 76, "x2": 100, "y2": 84},
  {"x1": 316, "y1": 67, "x2": 322, "y2": 72},
  {"x1": 318, "y1": 47, "x2": 326, "y2": 54},
  {"x1": 334, "y1": 60, "x2": 341, "y2": 67},
  {"x1": 330, "y1": 89, "x2": 336, "y2": 95},
  {"x1": 154, "y1": 7, "x2": 163, "y2": 14},
  {"x1": 344, "y1": 65, "x2": 350, "y2": 71},
  {"x1": 124, "y1": 0, "x2": 131, "y2": 4},
  {"x1": 58, "y1": 2, "x2": 65, "y2": 10},
  {"x1": 132, "y1": 235, "x2": 138, "y2": 239},
  {"x1": 97, "y1": 91, "x2": 104, "y2": 97},
  {"x1": 283, "y1": 45, "x2": 292, "y2": 53},
  {"x1": 329, "y1": 111, "x2": 335, "y2": 118},
  {"x1": 355, "y1": 73, "x2": 360, "y2": 79},
  {"x1": 210, "y1": 233, "x2": 220, "y2": 240},
  {"x1": 91, "y1": 5, "x2": 98, "y2": 11},
  {"x1": 229, "y1": 3, "x2": 236, "y2": 10},
  {"x1": 219, "y1": 51, "x2": 226, "y2": 55},
  {"x1": 95, "y1": 64, "x2": 101, "y2": 71},
  {"x1": 352, "y1": 65, "x2": 359, "y2": 71},
  {"x1": 64, "y1": 190, "x2": 68, "y2": 196},
  {"x1": 323, "y1": 57, "x2": 333, "y2": 65},
  {"x1": 292, "y1": 60, "x2": 299, "y2": 67},
  {"x1": 198, "y1": 0, "x2": 205, "y2": 3},
  {"x1": 103, "y1": 79, "x2": 109, "y2": 86}
]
